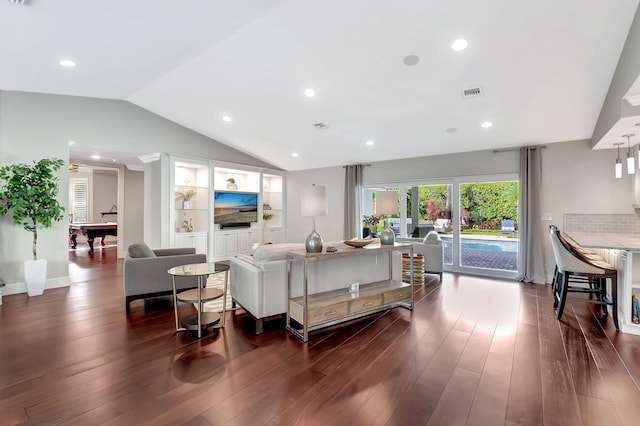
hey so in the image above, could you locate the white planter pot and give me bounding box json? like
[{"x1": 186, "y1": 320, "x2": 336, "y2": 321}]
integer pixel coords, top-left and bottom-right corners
[
  {"x1": 183, "y1": 201, "x2": 192, "y2": 209},
  {"x1": 24, "y1": 259, "x2": 47, "y2": 297}
]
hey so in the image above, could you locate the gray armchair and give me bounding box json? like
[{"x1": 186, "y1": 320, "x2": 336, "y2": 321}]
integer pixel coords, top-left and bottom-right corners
[{"x1": 123, "y1": 243, "x2": 206, "y2": 314}]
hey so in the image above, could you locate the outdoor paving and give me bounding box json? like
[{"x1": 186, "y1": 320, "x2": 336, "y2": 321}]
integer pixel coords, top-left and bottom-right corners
[
  {"x1": 443, "y1": 247, "x2": 517, "y2": 271},
  {"x1": 440, "y1": 234, "x2": 518, "y2": 271}
]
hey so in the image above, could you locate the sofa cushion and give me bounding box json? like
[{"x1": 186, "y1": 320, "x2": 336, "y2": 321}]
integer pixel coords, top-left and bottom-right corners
[
  {"x1": 253, "y1": 243, "x2": 304, "y2": 262},
  {"x1": 127, "y1": 242, "x2": 156, "y2": 258},
  {"x1": 423, "y1": 231, "x2": 441, "y2": 244}
]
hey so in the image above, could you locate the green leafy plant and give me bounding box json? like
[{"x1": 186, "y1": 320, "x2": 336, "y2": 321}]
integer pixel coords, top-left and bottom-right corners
[
  {"x1": 0, "y1": 158, "x2": 65, "y2": 260},
  {"x1": 263, "y1": 212, "x2": 274, "y2": 221},
  {"x1": 175, "y1": 189, "x2": 197, "y2": 202},
  {"x1": 226, "y1": 178, "x2": 236, "y2": 184}
]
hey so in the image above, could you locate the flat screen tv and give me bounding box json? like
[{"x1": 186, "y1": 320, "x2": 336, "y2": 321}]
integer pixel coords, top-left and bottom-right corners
[{"x1": 213, "y1": 191, "x2": 258, "y2": 225}]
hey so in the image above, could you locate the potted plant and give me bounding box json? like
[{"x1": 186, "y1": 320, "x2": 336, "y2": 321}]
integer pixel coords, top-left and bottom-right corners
[
  {"x1": 263, "y1": 211, "x2": 274, "y2": 226},
  {"x1": 0, "y1": 158, "x2": 65, "y2": 296},
  {"x1": 226, "y1": 177, "x2": 237, "y2": 190},
  {"x1": 362, "y1": 214, "x2": 379, "y2": 235},
  {"x1": 175, "y1": 189, "x2": 197, "y2": 209}
]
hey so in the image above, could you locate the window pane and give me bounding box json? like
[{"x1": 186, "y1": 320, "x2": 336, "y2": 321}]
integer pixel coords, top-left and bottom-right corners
[{"x1": 71, "y1": 178, "x2": 88, "y2": 223}]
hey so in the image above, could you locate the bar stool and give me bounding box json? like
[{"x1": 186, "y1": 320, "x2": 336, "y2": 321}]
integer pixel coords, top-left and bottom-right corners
[
  {"x1": 549, "y1": 226, "x2": 618, "y2": 329},
  {"x1": 549, "y1": 225, "x2": 603, "y2": 298}
]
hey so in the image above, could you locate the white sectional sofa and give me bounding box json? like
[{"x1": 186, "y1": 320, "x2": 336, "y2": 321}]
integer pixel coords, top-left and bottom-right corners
[{"x1": 230, "y1": 242, "x2": 401, "y2": 334}]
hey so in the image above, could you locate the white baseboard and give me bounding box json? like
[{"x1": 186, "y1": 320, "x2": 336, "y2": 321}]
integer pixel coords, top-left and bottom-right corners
[{"x1": 3, "y1": 276, "x2": 70, "y2": 296}]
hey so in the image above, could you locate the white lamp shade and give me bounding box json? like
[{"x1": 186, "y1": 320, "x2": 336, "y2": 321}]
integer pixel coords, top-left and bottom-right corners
[
  {"x1": 615, "y1": 160, "x2": 623, "y2": 179},
  {"x1": 376, "y1": 190, "x2": 398, "y2": 215},
  {"x1": 301, "y1": 185, "x2": 328, "y2": 217},
  {"x1": 628, "y1": 154, "x2": 636, "y2": 175}
]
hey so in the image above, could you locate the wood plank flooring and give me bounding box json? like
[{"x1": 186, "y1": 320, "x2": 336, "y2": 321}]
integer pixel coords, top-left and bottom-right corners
[{"x1": 1, "y1": 247, "x2": 640, "y2": 425}]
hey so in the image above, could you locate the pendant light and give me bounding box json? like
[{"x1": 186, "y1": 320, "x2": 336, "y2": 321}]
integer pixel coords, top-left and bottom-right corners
[
  {"x1": 626, "y1": 134, "x2": 636, "y2": 174},
  {"x1": 614, "y1": 142, "x2": 623, "y2": 179}
]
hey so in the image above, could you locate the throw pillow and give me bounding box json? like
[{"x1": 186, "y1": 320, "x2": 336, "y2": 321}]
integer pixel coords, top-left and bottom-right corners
[{"x1": 128, "y1": 242, "x2": 156, "y2": 258}]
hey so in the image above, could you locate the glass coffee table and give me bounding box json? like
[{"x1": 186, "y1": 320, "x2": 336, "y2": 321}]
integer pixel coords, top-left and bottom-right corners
[{"x1": 168, "y1": 262, "x2": 229, "y2": 338}]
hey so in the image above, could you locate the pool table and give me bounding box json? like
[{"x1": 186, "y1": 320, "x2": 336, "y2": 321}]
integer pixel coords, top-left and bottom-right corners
[{"x1": 69, "y1": 222, "x2": 117, "y2": 254}]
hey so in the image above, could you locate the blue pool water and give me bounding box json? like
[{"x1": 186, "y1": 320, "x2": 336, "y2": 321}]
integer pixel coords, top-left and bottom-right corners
[{"x1": 442, "y1": 238, "x2": 518, "y2": 253}]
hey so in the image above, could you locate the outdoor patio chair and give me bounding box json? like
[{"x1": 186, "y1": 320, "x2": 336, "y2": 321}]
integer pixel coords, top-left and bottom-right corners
[{"x1": 499, "y1": 220, "x2": 515, "y2": 236}]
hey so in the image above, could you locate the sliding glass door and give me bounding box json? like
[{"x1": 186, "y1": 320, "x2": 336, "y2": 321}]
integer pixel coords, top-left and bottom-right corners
[
  {"x1": 363, "y1": 173, "x2": 519, "y2": 279},
  {"x1": 454, "y1": 176, "x2": 519, "y2": 279}
]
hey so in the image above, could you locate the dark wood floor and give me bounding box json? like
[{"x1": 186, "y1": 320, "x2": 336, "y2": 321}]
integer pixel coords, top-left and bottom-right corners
[{"x1": 2, "y1": 247, "x2": 640, "y2": 425}]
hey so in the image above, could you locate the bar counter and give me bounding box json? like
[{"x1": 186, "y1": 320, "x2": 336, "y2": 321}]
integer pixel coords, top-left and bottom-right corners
[
  {"x1": 567, "y1": 231, "x2": 640, "y2": 335},
  {"x1": 566, "y1": 232, "x2": 640, "y2": 251}
]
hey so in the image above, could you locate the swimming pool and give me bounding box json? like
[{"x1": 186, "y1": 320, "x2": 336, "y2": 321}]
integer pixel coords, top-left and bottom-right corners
[{"x1": 442, "y1": 238, "x2": 518, "y2": 252}]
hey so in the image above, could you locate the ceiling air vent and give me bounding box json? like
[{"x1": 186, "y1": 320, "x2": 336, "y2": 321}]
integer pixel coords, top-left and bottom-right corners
[
  {"x1": 313, "y1": 122, "x2": 329, "y2": 130},
  {"x1": 462, "y1": 87, "x2": 483, "y2": 99},
  {"x1": 7, "y1": 0, "x2": 28, "y2": 5}
]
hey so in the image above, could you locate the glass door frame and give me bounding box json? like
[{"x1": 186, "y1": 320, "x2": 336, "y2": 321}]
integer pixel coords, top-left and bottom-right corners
[{"x1": 450, "y1": 173, "x2": 519, "y2": 279}]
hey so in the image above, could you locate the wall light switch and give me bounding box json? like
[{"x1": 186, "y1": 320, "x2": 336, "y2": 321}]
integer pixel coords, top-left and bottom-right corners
[{"x1": 541, "y1": 213, "x2": 552, "y2": 221}]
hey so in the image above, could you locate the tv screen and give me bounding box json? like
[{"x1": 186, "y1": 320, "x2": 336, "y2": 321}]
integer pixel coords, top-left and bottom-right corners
[{"x1": 213, "y1": 191, "x2": 258, "y2": 224}]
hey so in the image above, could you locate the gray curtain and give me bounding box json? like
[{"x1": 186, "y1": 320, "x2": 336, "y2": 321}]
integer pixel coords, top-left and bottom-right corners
[
  {"x1": 517, "y1": 146, "x2": 546, "y2": 283},
  {"x1": 344, "y1": 164, "x2": 364, "y2": 239}
]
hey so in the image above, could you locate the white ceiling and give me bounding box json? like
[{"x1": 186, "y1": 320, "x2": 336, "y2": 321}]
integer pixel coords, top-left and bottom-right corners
[{"x1": 1, "y1": 0, "x2": 639, "y2": 171}]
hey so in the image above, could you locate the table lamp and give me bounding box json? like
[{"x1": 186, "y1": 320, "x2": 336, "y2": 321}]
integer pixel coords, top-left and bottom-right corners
[
  {"x1": 301, "y1": 184, "x2": 328, "y2": 253},
  {"x1": 376, "y1": 190, "x2": 398, "y2": 245}
]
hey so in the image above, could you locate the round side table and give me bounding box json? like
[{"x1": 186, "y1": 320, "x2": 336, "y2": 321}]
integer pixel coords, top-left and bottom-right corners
[{"x1": 168, "y1": 262, "x2": 229, "y2": 338}]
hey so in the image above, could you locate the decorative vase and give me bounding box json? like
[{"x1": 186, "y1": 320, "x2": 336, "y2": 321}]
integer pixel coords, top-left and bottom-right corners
[
  {"x1": 226, "y1": 182, "x2": 237, "y2": 190},
  {"x1": 24, "y1": 259, "x2": 47, "y2": 296},
  {"x1": 183, "y1": 201, "x2": 192, "y2": 209}
]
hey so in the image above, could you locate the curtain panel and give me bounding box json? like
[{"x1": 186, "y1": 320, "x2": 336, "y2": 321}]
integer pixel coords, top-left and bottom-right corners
[
  {"x1": 344, "y1": 164, "x2": 364, "y2": 239},
  {"x1": 517, "y1": 146, "x2": 546, "y2": 283}
]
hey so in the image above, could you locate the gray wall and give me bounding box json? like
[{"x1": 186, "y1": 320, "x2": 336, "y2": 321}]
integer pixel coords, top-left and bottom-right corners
[
  {"x1": 123, "y1": 168, "x2": 144, "y2": 250},
  {"x1": 287, "y1": 140, "x2": 631, "y2": 283},
  {"x1": 0, "y1": 90, "x2": 276, "y2": 294},
  {"x1": 92, "y1": 169, "x2": 118, "y2": 223},
  {"x1": 286, "y1": 148, "x2": 519, "y2": 244}
]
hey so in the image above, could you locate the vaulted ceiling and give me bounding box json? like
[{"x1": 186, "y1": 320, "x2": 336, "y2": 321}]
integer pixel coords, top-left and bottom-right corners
[{"x1": 2, "y1": 0, "x2": 639, "y2": 170}]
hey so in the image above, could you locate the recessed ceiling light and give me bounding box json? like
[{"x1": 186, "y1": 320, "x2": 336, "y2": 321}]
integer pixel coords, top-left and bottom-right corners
[
  {"x1": 445, "y1": 128, "x2": 457, "y2": 133},
  {"x1": 451, "y1": 39, "x2": 468, "y2": 51},
  {"x1": 291, "y1": 153, "x2": 299, "y2": 157},
  {"x1": 222, "y1": 115, "x2": 232, "y2": 122},
  {"x1": 366, "y1": 140, "x2": 375, "y2": 146},
  {"x1": 304, "y1": 88, "x2": 316, "y2": 97},
  {"x1": 59, "y1": 59, "x2": 76, "y2": 67},
  {"x1": 90, "y1": 155, "x2": 101, "y2": 160},
  {"x1": 481, "y1": 121, "x2": 493, "y2": 128},
  {"x1": 112, "y1": 159, "x2": 117, "y2": 162},
  {"x1": 403, "y1": 55, "x2": 420, "y2": 66}
]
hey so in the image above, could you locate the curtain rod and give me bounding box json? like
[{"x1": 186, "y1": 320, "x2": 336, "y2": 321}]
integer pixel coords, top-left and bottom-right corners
[
  {"x1": 492, "y1": 145, "x2": 546, "y2": 153},
  {"x1": 342, "y1": 163, "x2": 372, "y2": 168}
]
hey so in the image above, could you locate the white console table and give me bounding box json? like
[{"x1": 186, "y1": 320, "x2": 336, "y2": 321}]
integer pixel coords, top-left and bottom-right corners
[{"x1": 286, "y1": 242, "x2": 414, "y2": 342}]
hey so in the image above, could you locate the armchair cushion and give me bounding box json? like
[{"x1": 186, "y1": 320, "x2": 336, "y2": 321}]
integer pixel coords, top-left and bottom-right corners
[
  {"x1": 123, "y1": 244, "x2": 206, "y2": 314},
  {"x1": 423, "y1": 231, "x2": 442, "y2": 244},
  {"x1": 127, "y1": 242, "x2": 156, "y2": 258}
]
